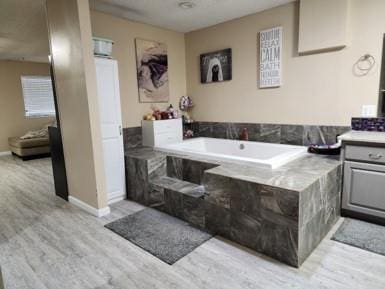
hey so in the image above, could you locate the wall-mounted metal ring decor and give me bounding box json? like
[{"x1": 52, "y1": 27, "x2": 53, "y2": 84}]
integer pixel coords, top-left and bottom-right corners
[{"x1": 354, "y1": 54, "x2": 376, "y2": 76}]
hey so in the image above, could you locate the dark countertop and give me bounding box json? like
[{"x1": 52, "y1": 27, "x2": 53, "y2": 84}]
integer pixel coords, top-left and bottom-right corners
[{"x1": 338, "y1": 130, "x2": 385, "y2": 145}]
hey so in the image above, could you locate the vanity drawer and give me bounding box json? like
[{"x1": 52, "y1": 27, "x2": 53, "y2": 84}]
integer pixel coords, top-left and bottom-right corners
[
  {"x1": 345, "y1": 145, "x2": 385, "y2": 164},
  {"x1": 142, "y1": 119, "x2": 183, "y2": 147},
  {"x1": 154, "y1": 133, "x2": 181, "y2": 146},
  {"x1": 153, "y1": 119, "x2": 182, "y2": 133}
]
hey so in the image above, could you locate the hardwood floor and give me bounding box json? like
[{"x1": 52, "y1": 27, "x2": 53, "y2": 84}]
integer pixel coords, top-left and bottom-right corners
[{"x1": 0, "y1": 155, "x2": 385, "y2": 289}]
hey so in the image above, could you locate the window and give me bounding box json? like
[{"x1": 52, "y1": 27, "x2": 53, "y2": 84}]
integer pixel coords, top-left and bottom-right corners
[{"x1": 21, "y1": 76, "x2": 56, "y2": 118}]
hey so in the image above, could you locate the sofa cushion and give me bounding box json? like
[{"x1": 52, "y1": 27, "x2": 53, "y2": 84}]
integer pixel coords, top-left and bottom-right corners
[{"x1": 8, "y1": 137, "x2": 49, "y2": 149}]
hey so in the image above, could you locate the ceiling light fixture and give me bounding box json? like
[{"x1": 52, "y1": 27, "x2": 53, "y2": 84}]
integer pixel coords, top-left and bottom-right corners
[{"x1": 178, "y1": 1, "x2": 196, "y2": 9}]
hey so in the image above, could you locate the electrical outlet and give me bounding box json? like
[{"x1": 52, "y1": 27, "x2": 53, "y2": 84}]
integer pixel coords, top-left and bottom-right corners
[{"x1": 361, "y1": 105, "x2": 377, "y2": 117}]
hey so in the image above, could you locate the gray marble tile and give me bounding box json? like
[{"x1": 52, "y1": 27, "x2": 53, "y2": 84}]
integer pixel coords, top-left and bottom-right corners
[
  {"x1": 148, "y1": 155, "x2": 167, "y2": 179},
  {"x1": 123, "y1": 126, "x2": 142, "y2": 151},
  {"x1": 319, "y1": 126, "x2": 350, "y2": 144},
  {"x1": 303, "y1": 125, "x2": 350, "y2": 146},
  {"x1": 259, "y1": 185, "x2": 299, "y2": 221},
  {"x1": 256, "y1": 124, "x2": 281, "y2": 143},
  {"x1": 203, "y1": 174, "x2": 232, "y2": 209},
  {"x1": 197, "y1": 122, "x2": 213, "y2": 137},
  {"x1": 226, "y1": 123, "x2": 243, "y2": 140},
  {"x1": 204, "y1": 202, "x2": 231, "y2": 238},
  {"x1": 211, "y1": 122, "x2": 228, "y2": 139},
  {"x1": 167, "y1": 156, "x2": 218, "y2": 185},
  {"x1": 300, "y1": 165, "x2": 341, "y2": 226},
  {"x1": 125, "y1": 147, "x2": 342, "y2": 268},
  {"x1": 182, "y1": 194, "x2": 205, "y2": 228},
  {"x1": 125, "y1": 157, "x2": 148, "y2": 204},
  {"x1": 182, "y1": 159, "x2": 217, "y2": 185},
  {"x1": 259, "y1": 220, "x2": 299, "y2": 267},
  {"x1": 193, "y1": 121, "x2": 349, "y2": 146},
  {"x1": 148, "y1": 182, "x2": 164, "y2": 206},
  {"x1": 230, "y1": 211, "x2": 261, "y2": 251},
  {"x1": 164, "y1": 188, "x2": 183, "y2": 218},
  {"x1": 229, "y1": 180, "x2": 261, "y2": 221},
  {"x1": 281, "y1": 125, "x2": 304, "y2": 145},
  {"x1": 243, "y1": 123, "x2": 261, "y2": 142},
  {"x1": 167, "y1": 156, "x2": 183, "y2": 180},
  {"x1": 125, "y1": 149, "x2": 167, "y2": 206},
  {"x1": 205, "y1": 154, "x2": 341, "y2": 192},
  {"x1": 298, "y1": 195, "x2": 340, "y2": 265}
]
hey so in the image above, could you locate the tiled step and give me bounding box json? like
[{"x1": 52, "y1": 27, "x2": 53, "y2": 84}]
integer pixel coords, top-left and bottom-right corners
[{"x1": 149, "y1": 176, "x2": 206, "y2": 228}]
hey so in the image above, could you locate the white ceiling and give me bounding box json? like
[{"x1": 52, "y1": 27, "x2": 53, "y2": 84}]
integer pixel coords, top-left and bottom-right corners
[
  {"x1": 0, "y1": 0, "x2": 295, "y2": 63},
  {"x1": 90, "y1": 0, "x2": 296, "y2": 32},
  {"x1": 0, "y1": 0, "x2": 49, "y2": 63}
]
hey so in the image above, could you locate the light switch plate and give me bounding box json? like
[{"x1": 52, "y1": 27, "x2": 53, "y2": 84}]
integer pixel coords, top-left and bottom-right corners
[{"x1": 361, "y1": 105, "x2": 377, "y2": 117}]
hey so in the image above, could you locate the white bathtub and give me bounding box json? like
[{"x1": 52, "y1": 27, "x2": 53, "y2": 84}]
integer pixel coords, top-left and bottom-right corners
[{"x1": 155, "y1": 137, "x2": 308, "y2": 169}]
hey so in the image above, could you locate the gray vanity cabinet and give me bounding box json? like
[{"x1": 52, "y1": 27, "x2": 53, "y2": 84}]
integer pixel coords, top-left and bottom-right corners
[{"x1": 342, "y1": 144, "x2": 385, "y2": 220}]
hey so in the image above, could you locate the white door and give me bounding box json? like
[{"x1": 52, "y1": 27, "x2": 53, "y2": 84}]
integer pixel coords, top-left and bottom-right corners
[{"x1": 95, "y1": 57, "x2": 126, "y2": 204}]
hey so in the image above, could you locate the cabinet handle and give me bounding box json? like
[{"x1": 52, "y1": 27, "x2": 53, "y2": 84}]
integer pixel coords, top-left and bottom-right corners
[{"x1": 369, "y1": 153, "x2": 382, "y2": 160}]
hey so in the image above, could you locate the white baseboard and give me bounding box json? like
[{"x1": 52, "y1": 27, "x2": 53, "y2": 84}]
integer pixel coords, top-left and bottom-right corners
[
  {"x1": 108, "y1": 195, "x2": 125, "y2": 205},
  {"x1": 0, "y1": 151, "x2": 11, "y2": 157},
  {"x1": 69, "y1": 196, "x2": 110, "y2": 217}
]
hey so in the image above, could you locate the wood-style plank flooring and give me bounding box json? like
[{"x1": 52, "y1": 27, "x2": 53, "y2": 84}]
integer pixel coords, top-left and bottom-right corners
[{"x1": 0, "y1": 155, "x2": 385, "y2": 289}]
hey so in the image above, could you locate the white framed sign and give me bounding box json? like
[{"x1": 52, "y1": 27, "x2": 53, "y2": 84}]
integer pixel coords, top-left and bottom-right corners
[{"x1": 259, "y1": 26, "x2": 282, "y2": 88}]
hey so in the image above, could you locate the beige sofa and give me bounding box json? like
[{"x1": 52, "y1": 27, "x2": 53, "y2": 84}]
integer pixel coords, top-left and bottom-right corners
[{"x1": 8, "y1": 136, "x2": 50, "y2": 160}]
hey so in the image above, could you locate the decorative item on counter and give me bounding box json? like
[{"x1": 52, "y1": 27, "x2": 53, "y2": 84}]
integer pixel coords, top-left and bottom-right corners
[
  {"x1": 167, "y1": 104, "x2": 179, "y2": 119},
  {"x1": 308, "y1": 143, "x2": 341, "y2": 155},
  {"x1": 240, "y1": 128, "x2": 249, "y2": 141},
  {"x1": 182, "y1": 114, "x2": 194, "y2": 124},
  {"x1": 143, "y1": 104, "x2": 180, "y2": 121},
  {"x1": 179, "y1": 96, "x2": 194, "y2": 111},
  {"x1": 179, "y1": 95, "x2": 194, "y2": 124},
  {"x1": 161, "y1": 111, "x2": 171, "y2": 120},
  {"x1": 143, "y1": 113, "x2": 156, "y2": 121},
  {"x1": 184, "y1": 129, "x2": 194, "y2": 139},
  {"x1": 351, "y1": 117, "x2": 385, "y2": 132},
  {"x1": 179, "y1": 96, "x2": 195, "y2": 138}
]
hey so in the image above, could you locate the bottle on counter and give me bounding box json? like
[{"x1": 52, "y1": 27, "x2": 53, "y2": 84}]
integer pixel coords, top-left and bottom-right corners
[{"x1": 240, "y1": 128, "x2": 249, "y2": 141}]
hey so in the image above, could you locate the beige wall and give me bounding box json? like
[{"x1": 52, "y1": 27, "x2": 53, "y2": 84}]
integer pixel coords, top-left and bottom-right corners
[
  {"x1": 185, "y1": 0, "x2": 385, "y2": 126},
  {"x1": 47, "y1": 0, "x2": 107, "y2": 210},
  {"x1": 0, "y1": 60, "x2": 54, "y2": 152},
  {"x1": 298, "y1": 0, "x2": 349, "y2": 54},
  {"x1": 90, "y1": 11, "x2": 187, "y2": 128}
]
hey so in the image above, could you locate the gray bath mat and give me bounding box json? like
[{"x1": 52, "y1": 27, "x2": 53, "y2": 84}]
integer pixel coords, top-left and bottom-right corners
[
  {"x1": 332, "y1": 218, "x2": 385, "y2": 256},
  {"x1": 105, "y1": 208, "x2": 212, "y2": 264}
]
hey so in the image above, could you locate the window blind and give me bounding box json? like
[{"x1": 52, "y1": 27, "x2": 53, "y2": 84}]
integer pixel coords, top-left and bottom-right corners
[{"x1": 21, "y1": 75, "x2": 56, "y2": 118}]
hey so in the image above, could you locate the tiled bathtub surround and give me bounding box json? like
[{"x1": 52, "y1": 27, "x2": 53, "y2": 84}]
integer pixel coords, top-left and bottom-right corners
[
  {"x1": 123, "y1": 127, "x2": 142, "y2": 151},
  {"x1": 125, "y1": 148, "x2": 342, "y2": 267},
  {"x1": 195, "y1": 122, "x2": 350, "y2": 145},
  {"x1": 122, "y1": 123, "x2": 350, "y2": 152},
  {"x1": 351, "y1": 117, "x2": 385, "y2": 132}
]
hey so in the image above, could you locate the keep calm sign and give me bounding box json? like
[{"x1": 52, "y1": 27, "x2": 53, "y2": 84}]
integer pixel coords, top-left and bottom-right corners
[{"x1": 259, "y1": 26, "x2": 283, "y2": 88}]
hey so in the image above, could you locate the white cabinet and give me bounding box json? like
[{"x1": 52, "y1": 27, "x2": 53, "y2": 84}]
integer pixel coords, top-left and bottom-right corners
[
  {"x1": 142, "y1": 119, "x2": 183, "y2": 147},
  {"x1": 342, "y1": 144, "x2": 385, "y2": 221},
  {"x1": 95, "y1": 57, "x2": 126, "y2": 204}
]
